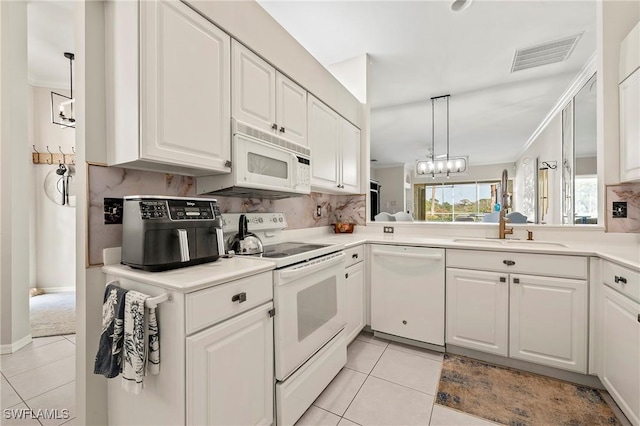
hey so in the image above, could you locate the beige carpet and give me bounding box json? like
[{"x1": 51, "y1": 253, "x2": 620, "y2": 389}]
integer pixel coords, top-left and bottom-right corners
[
  {"x1": 30, "y1": 291, "x2": 76, "y2": 337},
  {"x1": 436, "y1": 354, "x2": 621, "y2": 426}
]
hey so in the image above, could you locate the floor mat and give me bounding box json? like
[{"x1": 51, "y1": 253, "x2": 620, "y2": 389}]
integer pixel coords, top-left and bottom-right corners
[
  {"x1": 436, "y1": 354, "x2": 621, "y2": 425},
  {"x1": 30, "y1": 291, "x2": 76, "y2": 337}
]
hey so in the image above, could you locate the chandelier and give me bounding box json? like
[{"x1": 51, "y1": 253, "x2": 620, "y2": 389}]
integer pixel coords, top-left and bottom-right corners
[{"x1": 415, "y1": 95, "x2": 467, "y2": 178}]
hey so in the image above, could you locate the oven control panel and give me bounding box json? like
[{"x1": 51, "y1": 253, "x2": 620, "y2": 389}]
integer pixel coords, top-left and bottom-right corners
[{"x1": 221, "y1": 213, "x2": 287, "y2": 232}]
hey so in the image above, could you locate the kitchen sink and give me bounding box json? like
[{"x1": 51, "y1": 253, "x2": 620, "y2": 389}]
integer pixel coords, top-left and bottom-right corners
[
  {"x1": 503, "y1": 240, "x2": 568, "y2": 248},
  {"x1": 452, "y1": 238, "x2": 567, "y2": 248}
]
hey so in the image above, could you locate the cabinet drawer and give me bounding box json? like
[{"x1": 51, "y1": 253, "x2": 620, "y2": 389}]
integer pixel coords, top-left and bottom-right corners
[
  {"x1": 603, "y1": 261, "x2": 640, "y2": 304},
  {"x1": 447, "y1": 249, "x2": 587, "y2": 280},
  {"x1": 344, "y1": 245, "x2": 364, "y2": 268},
  {"x1": 186, "y1": 272, "x2": 273, "y2": 334}
]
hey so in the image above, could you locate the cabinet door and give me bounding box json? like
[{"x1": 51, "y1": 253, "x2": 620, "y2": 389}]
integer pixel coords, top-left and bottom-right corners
[
  {"x1": 187, "y1": 303, "x2": 274, "y2": 426},
  {"x1": 308, "y1": 95, "x2": 340, "y2": 191},
  {"x1": 600, "y1": 285, "x2": 640, "y2": 425},
  {"x1": 341, "y1": 120, "x2": 361, "y2": 194},
  {"x1": 232, "y1": 40, "x2": 276, "y2": 134},
  {"x1": 371, "y1": 245, "x2": 445, "y2": 345},
  {"x1": 509, "y1": 274, "x2": 587, "y2": 373},
  {"x1": 446, "y1": 268, "x2": 508, "y2": 356},
  {"x1": 140, "y1": 0, "x2": 231, "y2": 171},
  {"x1": 345, "y1": 262, "x2": 365, "y2": 344},
  {"x1": 620, "y1": 69, "x2": 640, "y2": 182},
  {"x1": 276, "y1": 72, "x2": 307, "y2": 146}
]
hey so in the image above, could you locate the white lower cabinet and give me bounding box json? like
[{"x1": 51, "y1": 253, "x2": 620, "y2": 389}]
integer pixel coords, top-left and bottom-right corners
[
  {"x1": 446, "y1": 268, "x2": 509, "y2": 356},
  {"x1": 600, "y1": 284, "x2": 640, "y2": 425},
  {"x1": 187, "y1": 302, "x2": 274, "y2": 426},
  {"x1": 509, "y1": 274, "x2": 587, "y2": 373},
  {"x1": 345, "y1": 261, "x2": 365, "y2": 344},
  {"x1": 445, "y1": 250, "x2": 588, "y2": 373},
  {"x1": 371, "y1": 245, "x2": 445, "y2": 345}
]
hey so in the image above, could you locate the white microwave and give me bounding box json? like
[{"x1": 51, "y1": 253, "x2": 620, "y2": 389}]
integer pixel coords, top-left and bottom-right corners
[{"x1": 196, "y1": 120, "x2": 311, "y2": 199}]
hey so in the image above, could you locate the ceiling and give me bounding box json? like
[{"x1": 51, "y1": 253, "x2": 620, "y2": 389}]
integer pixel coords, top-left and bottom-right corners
[
  {"x1": 27, "y1": 1, "x2": 75, "y2": 89},
  {"x1": 258, "y1": 0, "x2": 596, "y2": 168}
]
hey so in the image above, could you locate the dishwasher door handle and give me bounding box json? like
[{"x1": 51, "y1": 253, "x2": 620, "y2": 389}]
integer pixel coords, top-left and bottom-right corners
[{"x1": 372, "y1": 250, "x2": 443, "y2": 261}]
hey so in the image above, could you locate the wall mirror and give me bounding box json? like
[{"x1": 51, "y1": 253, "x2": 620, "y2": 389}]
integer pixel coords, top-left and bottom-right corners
[{"x1": 563, "y1": 74, "x2": 598, "y2": 225}]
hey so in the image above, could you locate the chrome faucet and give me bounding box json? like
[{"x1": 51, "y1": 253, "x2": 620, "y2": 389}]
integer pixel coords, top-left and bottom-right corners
[{"x1": 499, "y1": 169, "x2": 513, "y2": 239}]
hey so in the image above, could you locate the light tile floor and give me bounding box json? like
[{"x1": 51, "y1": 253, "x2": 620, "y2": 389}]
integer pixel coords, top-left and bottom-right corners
[
  {"x1": 1, "y1": 335, "x2": 76, "y2": 426},
  {"x1": 296, "y1": 331, "x2": 496, "y2": 426}
]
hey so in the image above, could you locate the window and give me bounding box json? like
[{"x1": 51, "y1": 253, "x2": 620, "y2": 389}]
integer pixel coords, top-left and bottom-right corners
[
  {"x1": 574, "y1": 175, "x2": 598, "y2": 223},
  {"x1": 415, "y1": 181, "x2": 499, "y2": 222}
]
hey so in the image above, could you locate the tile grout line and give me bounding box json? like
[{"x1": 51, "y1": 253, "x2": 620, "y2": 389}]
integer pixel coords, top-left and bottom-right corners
[
  {"x1": 339, "y1": 338, "x2": 389, "y2": 425},
  {"x1": 2, "y1": 353, "x2": 76, "y2": 381},
  {"x1": 18, "y1": 378, "x2": 76, "y2": 405}
]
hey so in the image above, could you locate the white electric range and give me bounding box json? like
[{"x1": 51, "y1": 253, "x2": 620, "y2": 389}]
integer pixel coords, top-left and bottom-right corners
[{"x1": 222, "y1": 213, "x2": 347, "y2": 425}]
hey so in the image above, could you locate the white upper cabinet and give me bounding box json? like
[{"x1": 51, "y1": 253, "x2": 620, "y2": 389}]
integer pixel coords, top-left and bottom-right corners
[
  {"x1": 232, "y1": 41, "x2": 307, "y2": 146},
  {"x1": 341, "y1": 120, "x2": 361, "y2": 194},
  {"x1": 107, "y1": 0, "x2": 231, "y2": 175},
  {"x1": 619, "y1": 69, "x2": 640, "y2": 182},
  {"x1": 276, "y1": 72, "x2": 308, "y2": 146},
  {"x1": 308, "y1": 95, "x2": 341, "y2": 190},
  {"x1": 308, "y1": 94, "x2": 361, "y2": 194}
]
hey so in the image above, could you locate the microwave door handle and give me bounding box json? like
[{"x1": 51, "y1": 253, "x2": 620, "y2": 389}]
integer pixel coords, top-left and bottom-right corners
[
  {"x1": 176, "y1": 229, "x2": 190, "y2": 262},
  {"x1": 290, "y1": 153, "x2": 298, "y2": 190}
]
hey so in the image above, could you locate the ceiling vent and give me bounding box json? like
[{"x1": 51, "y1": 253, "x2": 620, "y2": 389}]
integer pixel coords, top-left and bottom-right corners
[{"x1": 511, "y1": 34, "x2": 581, "y2": 72}]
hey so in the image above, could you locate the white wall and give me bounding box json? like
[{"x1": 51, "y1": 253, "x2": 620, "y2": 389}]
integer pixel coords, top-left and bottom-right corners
[
  {"x1": 515, "y1": 113, "x2": 562, "y2": 224},
  {"x1": 0, "y1": 0, "x2": 31, "y2": 351},
  {"x1": 30, "y1": 85, "x2": 76, "y2": 290},
  {"x1": 76, "y1": 1, "x2": 108, "y2": 424},
  {"x1": 327, "y1": 54, "x2": 368, "y2": 104},
  {"x1": 576, "y1": 156, "x2": 597, "y2": 176},
  {"x1": 375, "y1": 166, "x2": 405, "y2": 213}
]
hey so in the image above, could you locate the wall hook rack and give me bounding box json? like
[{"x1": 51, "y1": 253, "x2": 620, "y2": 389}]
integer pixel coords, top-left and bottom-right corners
[{"x1": 32, "y1": 145, "x2": 76, "y2": 165}]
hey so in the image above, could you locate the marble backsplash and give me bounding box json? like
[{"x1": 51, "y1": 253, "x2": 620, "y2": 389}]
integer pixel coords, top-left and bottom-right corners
[
  {"x1": 606, "y1": 183, "x2": 640, "y2": 233},
  {"x1": 88, "y1": 165, "x2": 365, "y2": 265}
]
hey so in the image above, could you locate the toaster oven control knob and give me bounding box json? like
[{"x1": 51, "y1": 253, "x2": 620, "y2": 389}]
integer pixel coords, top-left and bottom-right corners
[
  {"x1": 279, "y1": 217, "x2": 283, "y2": 222},
  {"x1": 273, "y1": 218, "x2": 278, "y2": 223},
  {"x1": 258, "y1": 217, "x2": 263, "y2": 223}
]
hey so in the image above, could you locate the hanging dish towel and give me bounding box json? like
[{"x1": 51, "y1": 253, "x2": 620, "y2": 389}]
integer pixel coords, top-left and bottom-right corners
[
  {"x1": 147, "y1": 307, "x2": 160, "y2": 375},
  {"x1": 122, "y1": 290, "x2": 148, "y2": 394},
  {"x1": 94, "y1": 284, "x2": 128, "y2": 378}
]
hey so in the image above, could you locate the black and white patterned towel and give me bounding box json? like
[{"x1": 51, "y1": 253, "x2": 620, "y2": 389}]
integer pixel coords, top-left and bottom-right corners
[
  {"x1": 121, "y1": 290, "x2": 161, "y2": 393},
  {"x1": 94, "y1": 284, "x2": 128, "y2": 378}
]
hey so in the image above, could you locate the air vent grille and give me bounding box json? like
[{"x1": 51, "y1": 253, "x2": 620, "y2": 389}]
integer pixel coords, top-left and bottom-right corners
[
  {"x1": 235, "y1": 121, "x2": 310, "y2": 157},
  {"x1": 511, "y1": 34, "x2": 581, "y2": 72}
]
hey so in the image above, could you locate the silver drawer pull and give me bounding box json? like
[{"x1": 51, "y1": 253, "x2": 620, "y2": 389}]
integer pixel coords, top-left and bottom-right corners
[
  {"x1": 503, "y1": 260, "x2": 516, "y2": 266},
  {"x1": 499, "y1": 277, "x2": 506, "y2": 283},
  {"x1": 614, "y1": 275, "x2": 628, "y2": 284},
  {"x1": 231, "y1": 292, "x2": 247, "y2": 303},
  {"x1": 513, "y1": 278, "x2": 520, "y2": 284}
]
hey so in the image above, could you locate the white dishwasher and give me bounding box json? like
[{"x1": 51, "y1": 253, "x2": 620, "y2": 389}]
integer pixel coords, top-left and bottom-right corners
[{"x1": 370, "y1": 245, "x2": 445, "y2": 346}]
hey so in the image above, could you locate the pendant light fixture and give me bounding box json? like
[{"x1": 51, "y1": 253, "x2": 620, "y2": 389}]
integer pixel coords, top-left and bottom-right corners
[
  {"x1": 51, "y1": 52, "x2": 75, "y2": 128},
  {"x1": 415, "y1": 94, "x2": 467, "y2": 178}
]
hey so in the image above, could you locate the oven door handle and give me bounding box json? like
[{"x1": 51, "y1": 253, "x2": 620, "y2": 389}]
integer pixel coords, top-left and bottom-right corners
[
  {"x1": 277, "y1": 252, "x2": 345, "y2": 284},
  {"x1": 372, "y1": 250, "x2": 443, "y2": 261}
]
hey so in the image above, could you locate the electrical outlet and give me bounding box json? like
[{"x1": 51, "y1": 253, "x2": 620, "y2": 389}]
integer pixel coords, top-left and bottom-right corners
[
  {"x1": 316, "y1": 205, "x2": 322, "y2": 217},
  {"x1": 613, "y1": 201, "x2": 627, "y2": 218},
  {"x1": 383, "y1": 226, "x2": 394, "y2": 234},
  {"x1": 104, "y1": 198, "x2": 124, "y2": 224}
]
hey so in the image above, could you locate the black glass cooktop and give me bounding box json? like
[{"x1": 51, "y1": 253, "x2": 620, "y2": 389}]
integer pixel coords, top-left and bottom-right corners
[{"x1": 260, "y1": 242, "x2": 330, "y2": 258}]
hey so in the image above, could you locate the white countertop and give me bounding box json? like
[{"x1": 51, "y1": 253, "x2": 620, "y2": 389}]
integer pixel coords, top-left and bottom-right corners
[
  {"x1": 306, "y1": 232, "x2": 640, "y2": 272},
  {"x1": 102, "y1": 257, "x2": 276, "y2": 292},
  {"x1": 101, "y1": 229, "x2": 640, "y2": 292}
]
